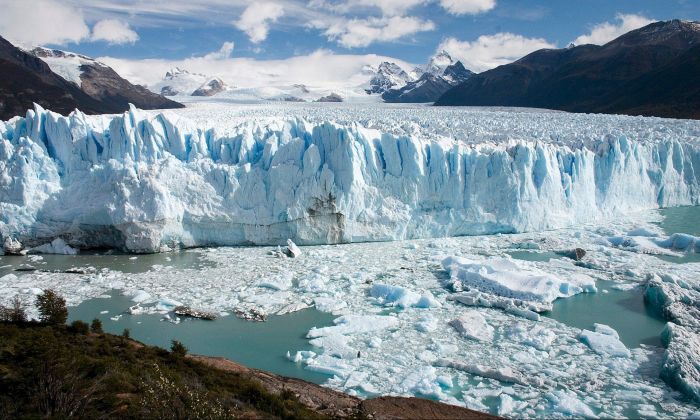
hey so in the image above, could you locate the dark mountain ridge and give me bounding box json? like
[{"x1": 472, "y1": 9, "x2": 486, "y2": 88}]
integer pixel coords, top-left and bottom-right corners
[{"x1": 435, "y1": 20, "x2": 700, "y2": 119}]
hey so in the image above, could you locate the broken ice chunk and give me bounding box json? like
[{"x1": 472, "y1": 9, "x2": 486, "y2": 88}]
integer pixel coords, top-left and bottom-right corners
[
  {"x1": 29, "y1": 238, "x2": 78, "y2": 255},
  {"x1": 307, "y1": 315, "x2": 398, "y2": 338},
  {"x1": 3, "y1": 237, "x2": 24, "y2": 255},
  {"x1": 442, "y1": 256, "x2": 596, "y2": 304},
  {"x1": 258, "y1": 271, "x2": 293, "y2": 290},
  {"x1": 435, "y1": 359, "x2": 528, "y2": 385},
  {"x1": 547, "y1": 390, "x2": 597, "y2": 418},
  {"x1": 579, "y1": 326, "x2": 630, "y2": 357},
  {"x1": 449, "y1": 311, "x2": 494, "y2": 342},
  {"x1": 285, "y1": 239, "x2": 301, "y2": 258}
]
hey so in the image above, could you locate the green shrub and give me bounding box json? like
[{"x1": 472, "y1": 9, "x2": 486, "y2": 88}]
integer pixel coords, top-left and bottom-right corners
[
  {"x1": 69, "y1": 320, "x2": 90, "y2": 334},
  {"x1": 170, "y1": 340, "x2": 188, "y2": 357},
  {"x1": 0, "y1": 296, "x2": 27, "y2": 323},
  {"x1": 122, "y1": 328, "x2": 130, "y2": 339},
  {"x1": 90, "y1": 318, "x2": 103, "y2": 334},
  {"x1": 36, "y1": 289, "x2": 68, "y2": 325}
]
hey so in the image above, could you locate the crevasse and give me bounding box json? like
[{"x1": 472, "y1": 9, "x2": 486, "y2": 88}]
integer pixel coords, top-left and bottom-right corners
[{"x1": 1, "y1": 104, "x2": 699, "y2": 253}]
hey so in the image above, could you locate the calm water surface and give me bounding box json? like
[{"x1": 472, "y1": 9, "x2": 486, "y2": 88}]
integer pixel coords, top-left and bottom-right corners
[{"x1": 68, "y1": 291, "x2": 335, "y2": 384}]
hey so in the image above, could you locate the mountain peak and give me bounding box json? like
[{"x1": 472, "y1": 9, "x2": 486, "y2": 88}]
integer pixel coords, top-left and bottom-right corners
[
  {"x1": 0, "y1": 35, "x2": 182, "y2": 119},
  {"x1": 365, "y1": 61, "x2": 414, "y2": 94},
  {"x1": 435, "y1": 19, "x2": 700, "y2": 120},
  {"x1": 605, "y1": 19, "x2": 700, "y2": 50},
  {"x1": 426, "y1": 50, "x2": 454, "y2": 75}
]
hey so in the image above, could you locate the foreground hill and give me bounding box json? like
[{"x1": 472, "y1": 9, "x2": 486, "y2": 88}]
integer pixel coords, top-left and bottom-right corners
[
  {"x1": 435, "y1": 20, "x2": 700, "y2": 119},
  {"x1": 0, "y1": 322, "x2": 494, "y2": 419},
  {"x1": 0, "y1": 36, "x2": 182, "y2": 120}
]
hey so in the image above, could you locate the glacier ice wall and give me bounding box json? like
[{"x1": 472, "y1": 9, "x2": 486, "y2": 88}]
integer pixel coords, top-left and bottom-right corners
[{"x1": 1, "y1": 104, "x2": 700, "y2": 253}]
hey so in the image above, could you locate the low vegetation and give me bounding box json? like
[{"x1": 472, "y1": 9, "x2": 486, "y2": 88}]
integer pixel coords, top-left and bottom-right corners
[{"x1": 0, "y1": 290, "x2": 325, "y2": 419}]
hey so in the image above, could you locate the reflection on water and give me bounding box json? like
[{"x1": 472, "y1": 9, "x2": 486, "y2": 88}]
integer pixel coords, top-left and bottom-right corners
[
  {"x1": 657, "y1": 206, "x2": 700, "y2": 237},
  {"x1": 68, "y1": 291, "x2": 336, "y2": 384},
  {"x1": 508, "y1": 250, "x2": 667, "y2": 348},
  {"x1": 507, "y1": 250, "x2": 562, "y2": 262},
  {"x1": 0, "y1": 249, "x2": 216, "y2": 277},
  {"x1": 545, "y1": 282, "x2": 667, "y2": 348},
  {"x1": 655, "y1": 206, "x2": 700, "y2": 264}
]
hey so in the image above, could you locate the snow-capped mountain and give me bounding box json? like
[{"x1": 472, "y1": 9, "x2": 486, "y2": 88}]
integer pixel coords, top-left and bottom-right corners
[
  {"x1": 382, "y1": 51, "x2": 474, "y2": 103},
  {"x1": 153, "y1": 69, "x2": 229, "y2": 97},
  {"x1": 154, "y1": 68, "x2": 209, "y2": 96},
  {"x1": 138, "y1": 52, "x2": 467, "y2": 104},
  {"x1": 0, "y1": 36, "x2": 182, "y2": 120},
  {"x1": 31, "y1": 47, "x2": 184, "y2": 113},
  {"x1": 30, "y1": 47, "x2": 106, "y2": 86},
  {"x1": 192, "y1": 77, "x2": 228, "y2": 96},
  {"x1": 364, "y1": 62, "x2": 416, "y2": 94},
  {"x1": 425, "y1": 50, "x2": 455, "y2": 76},
  {"x1": 441, "y1": 61, "x2": 474, "y2": 85}
]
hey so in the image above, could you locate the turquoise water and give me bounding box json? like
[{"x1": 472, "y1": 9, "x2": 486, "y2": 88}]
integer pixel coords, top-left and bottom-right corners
[
  {"x1": 68, "y1": 291, "x2": 336, "y2": 384},
  {"x1": 655, "y1": 206, "x2": 700, "y2": 264},
  {"x1": 517, "y1": 206, "x2": 700, "y2": 348},
  {"x1": 509, "y1": 250, "x2": 667, "y2": 348},
  {"x1": 545, "y1": 282, "x2": 666, "y2": 348},
  {"x1": 508, "y1": 250, "x2": 562, "y2": 262},
  {"x1": 658, "y1": 206, "x2": 700, "y2": 236},
  {"x1": 0, "y1": 249, "x2": 215, "y2": 277}
]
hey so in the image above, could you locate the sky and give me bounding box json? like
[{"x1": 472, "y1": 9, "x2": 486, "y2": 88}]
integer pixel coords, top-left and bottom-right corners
[{"x1": 0, "y1": 0, "x2": 698, "y2": 87}]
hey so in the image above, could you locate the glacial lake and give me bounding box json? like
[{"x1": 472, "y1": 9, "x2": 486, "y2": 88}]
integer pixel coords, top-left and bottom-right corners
[
  {"x1": 2, "y1": 205, "x2": 698, "y2": 413},
  {"x1": 68, "y1": 290, "x2": 336, "y2": 384}
]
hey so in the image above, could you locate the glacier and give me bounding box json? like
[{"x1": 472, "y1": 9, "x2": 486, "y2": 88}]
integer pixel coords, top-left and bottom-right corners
[{"x1": 2, "y1": 103, "x2": 700, "y2": 253}]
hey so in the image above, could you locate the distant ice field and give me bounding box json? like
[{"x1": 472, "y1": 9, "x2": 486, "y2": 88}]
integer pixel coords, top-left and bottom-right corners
[{"x1": 152, "y1": 100, "x2": 700, "y2": 148}]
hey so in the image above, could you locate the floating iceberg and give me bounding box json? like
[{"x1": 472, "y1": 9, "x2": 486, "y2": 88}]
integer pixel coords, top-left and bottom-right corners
[
  {"x1": 442, "y1": 256, "x2": 596, "y2": 307},
  {"x1": 645, "y1": 273, "x2": 700, "y2": 402},
  {"x1": 306, "y1": 314, "x2": 398, "y2": 338},
  {"x1": 579, "y1": 324, "x2": 630, "y2": 358},
  {"x1": 2, "y1": 104, "x2": 700, "y2": 252},
  {"x1": 449, "y1": 311, "x2": 495, "y2": 342},
  {"x1": 605, "y1": 230, "x2": 700, "y2": 255},
  {"x1": 369, "y1": 283, "x2": 440, "y2": 308}
]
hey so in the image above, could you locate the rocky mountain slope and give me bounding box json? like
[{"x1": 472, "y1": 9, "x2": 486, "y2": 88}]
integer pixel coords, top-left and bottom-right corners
[
  {"x1": 0, "y1": 36, "x2": 182, "y2": 121},
  {"x1": 31, "y1": 46, "x2": 183, "y2": 113}
]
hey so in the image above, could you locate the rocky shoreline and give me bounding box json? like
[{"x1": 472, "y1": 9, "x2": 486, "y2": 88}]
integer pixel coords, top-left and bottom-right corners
[{"x1": 190, "y1": 355, "x2": 498, "y2": 419}]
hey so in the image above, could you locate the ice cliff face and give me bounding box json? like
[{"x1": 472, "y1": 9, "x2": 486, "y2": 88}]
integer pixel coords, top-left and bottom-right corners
[{"x1": 1, "y1": 104, "x2": 700, "y2": 253}]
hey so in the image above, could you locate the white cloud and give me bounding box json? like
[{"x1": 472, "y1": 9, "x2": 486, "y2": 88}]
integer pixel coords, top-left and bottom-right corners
[
  {"x1": 310, "y1": 0, "x2": 427, "y2": 17},
  {"x1": 573, "y1": 14, "x2": 656, "y2": 46},
  {"x1": 98, "y1": 48, "x2": 417, "y2": 90},
  {"x1": 0, "y1": 0, "x2": 90, "y2": 46},
  {"x1": 91, "y1": 19, "x2": 139, "y2": 44},
  {"x1": 439, "y1": 0, "x2": 495, "y2": 15},
  {"x1": 438, "y1": 33, "x2": 555, "y2": 72},
  {"x1": 234, "y1": 2, "x2": 285, "y2": 43},
  {"x1": 322, "y1": 15, "x2": 435, "y2": 48},
  {"x1": 203, "y1": 41, "x2": 235, "y2": 60}
]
